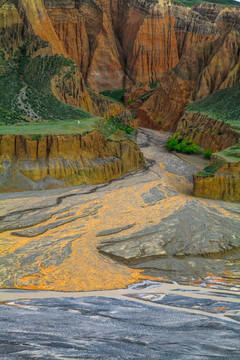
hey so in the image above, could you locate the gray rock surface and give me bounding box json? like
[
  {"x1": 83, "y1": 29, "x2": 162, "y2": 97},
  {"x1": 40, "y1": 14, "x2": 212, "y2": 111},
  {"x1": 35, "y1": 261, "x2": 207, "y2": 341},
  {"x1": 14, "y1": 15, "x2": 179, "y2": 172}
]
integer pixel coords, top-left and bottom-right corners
[
  {"x1": 96, "y1": 224, "x2": 135, "y2": 237},
  {"x1": 98, "y1": 199, "x2": 240, "y2": 262}
]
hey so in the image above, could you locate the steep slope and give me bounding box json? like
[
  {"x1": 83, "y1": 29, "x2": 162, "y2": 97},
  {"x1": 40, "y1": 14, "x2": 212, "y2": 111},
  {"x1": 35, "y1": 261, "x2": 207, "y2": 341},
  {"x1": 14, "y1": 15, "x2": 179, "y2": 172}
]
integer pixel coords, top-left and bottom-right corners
[
  {"x1": 137, "y1": 30, "x2": 240, "y2": 130},
  {"x1": 0, "y1": 0, "x2": 126, "y2": 117},
  {"x1": 176, "y1": 84, "x2": 240, "y2": 201},
  {"x1": 194, "y1": 147, "x2": 240, "y2": 201},
  {"x1": 5, "y1": 0, "x2": 238, "y2": 92},
  {"x1": 45, "y1": 0, "x2": 240, "y2": 91},
  {"x1": 0, "y1": 1, "x2": 145, "y2": 191},
  {"x1": 177, "y1": 83, "x2": 240, "y2": 151},
  {"x1": 0, "y1": 129, "x2": 145, "y2": 192},
  {"x1": 11, "y1": 0, "x2": 67, "y2": 55}
]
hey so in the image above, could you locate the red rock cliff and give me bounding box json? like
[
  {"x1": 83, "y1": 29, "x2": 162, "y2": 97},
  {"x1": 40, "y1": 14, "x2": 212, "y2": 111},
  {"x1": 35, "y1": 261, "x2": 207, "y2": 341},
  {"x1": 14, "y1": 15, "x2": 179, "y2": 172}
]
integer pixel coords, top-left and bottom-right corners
[{"x1": 8, "y1": 0, "x2": 240, "y2": 92}]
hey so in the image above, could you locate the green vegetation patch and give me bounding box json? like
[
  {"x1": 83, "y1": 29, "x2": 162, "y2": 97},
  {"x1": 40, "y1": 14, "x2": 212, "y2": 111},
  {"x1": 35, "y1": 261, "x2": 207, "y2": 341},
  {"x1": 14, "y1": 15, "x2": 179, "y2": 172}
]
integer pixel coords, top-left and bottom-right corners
[
  {"x1": 167, "y1": 132, "x2": 203, "y2": 154},
  {"x1": 196, "y1": 158, "x2": 226, "y2": 177},
  {"x1": 108, "y1": 115, "x2": 134, "y2": 134},
  {"x1": 217, "y1": 145, "x2": 240, "y2": 163},
  {"x1": 0, "y1": 118, "x2": 97, "y2": 136},
  {"x1": 0, "y1": 106, "x2": 28, "y2": 125},
  {"x1": 150, "y1": 81, "x2": 159, "y2": 89},
  {"x1": 203, "y1": 150, "x2": 213, "y2": 159},
  {"x1": 0, "y1": 41, "x2": 90, "y2": 125},
  {"x1": 100, "y1": 89, "x2": 127, "y2": 104},
  {"x1": 173, "y1": 0, "x2": 240, "y2": 7},
  {"x1": 96, "y1": 115, "x2": 135, "y2": 141},
  {"x1": 186, "y1": 83, "x2": 240, "y2": 132}
]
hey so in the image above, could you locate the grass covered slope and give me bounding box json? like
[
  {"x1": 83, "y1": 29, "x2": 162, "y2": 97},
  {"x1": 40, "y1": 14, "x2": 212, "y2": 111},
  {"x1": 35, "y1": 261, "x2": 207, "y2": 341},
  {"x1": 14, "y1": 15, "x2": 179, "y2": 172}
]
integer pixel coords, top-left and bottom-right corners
[
  {"x1": 194, "y1": 147, "x2": 240, "y2": 201},
  {"x1": 217, "y1": 145, "x2": 240, "y2": 162},
  {"x1": 186, "y1": 83, "x2": 240, "y2": 132},
  {"x1": 100, "y1": 89, "x2": 127, "y2": 104},
  {"x1": 0, "y1": 119, "x2": 97, "y2": 136},
  {"x1": 0, "y1": 42, "x2": 90, "y2": 125}
]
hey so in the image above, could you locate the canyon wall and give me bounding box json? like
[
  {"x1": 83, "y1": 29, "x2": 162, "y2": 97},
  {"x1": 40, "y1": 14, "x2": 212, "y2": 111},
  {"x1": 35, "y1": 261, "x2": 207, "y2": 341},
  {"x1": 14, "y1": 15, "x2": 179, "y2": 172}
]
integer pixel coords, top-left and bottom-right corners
[
  {"x1": 6, "y1": 0, "x2": 240, "y2": 93},
  {"x1": 176, "y1": 112, "x2": 240, "y2": 153},
  {"x1": 194, "y1": 157, "x2": 240, "y2": 202},
  {"x1": 137, "y1": 30, "x2": 240, "y2": 131},
  {"x1": 0, "y1": 131, "x2": 145, "y2": 192},
  {"x1": 2, "y1": 0, "x2": 240, "y2": 123},
  {"x1": 0, "y1": 0, "x2": 127, "y2": 118}
]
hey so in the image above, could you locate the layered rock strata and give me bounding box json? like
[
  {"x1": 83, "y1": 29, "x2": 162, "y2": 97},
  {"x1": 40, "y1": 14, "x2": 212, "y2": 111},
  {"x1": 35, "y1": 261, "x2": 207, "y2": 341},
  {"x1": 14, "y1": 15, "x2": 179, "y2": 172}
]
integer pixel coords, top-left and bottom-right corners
[
  {"x1": 193, "y1": 155, "x2": 240, "y2": 201},
  {"x1": 0, "y1": 0, "x2": 127, "y2": 118},
  {"x1": 5, "y1": 0, "x2": 240, "y2": 92},
  {"x1": 176, "y1": 113, "x2": 240, "y2": 153},
  {"x1": 0, "y1": 131, "x2": 145, "y2": 192},
  {"x1": 137, "y1": 30, "x2": 240, "y2": 130}
]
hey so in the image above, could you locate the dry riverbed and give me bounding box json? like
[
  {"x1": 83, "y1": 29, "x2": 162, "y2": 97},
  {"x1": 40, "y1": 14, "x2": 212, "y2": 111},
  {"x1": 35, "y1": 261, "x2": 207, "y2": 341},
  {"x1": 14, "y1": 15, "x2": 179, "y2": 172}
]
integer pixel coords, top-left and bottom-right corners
[{"x1": 0, "y1": 128, "x2": 240, "y2": 291}]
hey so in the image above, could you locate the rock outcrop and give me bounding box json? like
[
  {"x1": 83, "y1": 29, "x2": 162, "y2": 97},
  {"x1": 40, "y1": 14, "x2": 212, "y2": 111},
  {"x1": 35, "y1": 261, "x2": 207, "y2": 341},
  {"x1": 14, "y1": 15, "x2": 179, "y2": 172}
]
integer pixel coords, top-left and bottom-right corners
[
  {"x1": 194, "y1": 153, "x2": 240, "y2": 201},
  {"x1": 137, "y1": 30, "x2": 240, "y2": 130},
  {"x1": 0, "y1": 131, "x2": 145, "y2": 192},
  {"x1": 176, "y1": 112, "x2": 240, "y2": 152},
  {"x1": 98, "y1": 200, "x2": 240, "y2": 262},
  {"x1": 51, "y1": 65, "x2": 126, "y2": 117}
]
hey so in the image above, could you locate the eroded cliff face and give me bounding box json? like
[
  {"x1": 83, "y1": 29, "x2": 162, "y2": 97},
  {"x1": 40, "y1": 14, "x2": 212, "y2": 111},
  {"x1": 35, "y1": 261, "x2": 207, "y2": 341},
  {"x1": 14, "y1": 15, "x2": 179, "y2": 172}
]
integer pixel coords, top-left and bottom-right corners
[
  {"x1": 194, "y1": 158, "x2": 240, "y2": 202},
  {"x1": 11, "y1": 0, "x2": 67, "y2": 55},
  {"x1": 51, "y1": 65, "x2": 126, "y2": 117},
  {"x1": 0, "y1": 1, "x2": 33, "y2": 54},
  {"x1": 0, "y1": 0, "x2": 127, "y2": 119},
  {"x1": 43, "y1": 0, "x2": 222, "y2": 91},
  {"x1": 137, "y1": 30, "x2": 240, "y2": 130},
  {"x1": 176, "y1": 112, "x2": 240, "y2": 152},
  {"x1": 6, "y1": 0, "x2": 239, "y2": 93},
  {"x1": 0, "y1": 130, "x2": 145, "y2": 192}
]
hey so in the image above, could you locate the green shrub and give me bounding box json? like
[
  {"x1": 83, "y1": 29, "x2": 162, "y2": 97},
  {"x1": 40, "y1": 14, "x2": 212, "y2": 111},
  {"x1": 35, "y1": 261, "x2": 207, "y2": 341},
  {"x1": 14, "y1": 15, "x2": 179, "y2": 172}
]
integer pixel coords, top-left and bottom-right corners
[
  {"x1": 106, "y1": 116, "x2": 135, "y2": 138},
  {"x1": 166, "y1": 137, "x2": 179, "y2": 151},
  {"x1": 158, "y1": 119, "x2": 162, "y2": 125},
  {"x1": 151, "y1": 81, "x2": 158, "y2": 89},
  {"x1": 204, "y1": 150, "x2": 213, "y2": 159},
  {"x1": 166, "y1": 136, "x2": 203, "y2": 154},
  {"x1": 126, "y1": 126, "x2": 134, "y2": 134}
]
